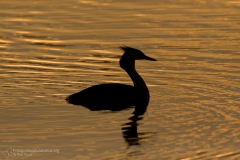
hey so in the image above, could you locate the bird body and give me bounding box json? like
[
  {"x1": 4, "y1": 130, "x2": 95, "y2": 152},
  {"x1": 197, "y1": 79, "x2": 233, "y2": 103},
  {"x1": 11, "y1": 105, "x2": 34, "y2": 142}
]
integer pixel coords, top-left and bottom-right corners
[
  {"x1": 66, "y1": 83, "x2": 135, "y2": 111},
  {"x1": 66, "y1": 46, "x2": 156, "y2": 113}
]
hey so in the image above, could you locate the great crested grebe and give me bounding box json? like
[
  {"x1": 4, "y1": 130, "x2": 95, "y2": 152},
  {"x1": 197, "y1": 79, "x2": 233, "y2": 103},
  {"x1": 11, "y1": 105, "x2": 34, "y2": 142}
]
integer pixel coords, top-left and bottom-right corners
[{"x1": 66, "y1": 46, "x2": 157, "y2": 114}]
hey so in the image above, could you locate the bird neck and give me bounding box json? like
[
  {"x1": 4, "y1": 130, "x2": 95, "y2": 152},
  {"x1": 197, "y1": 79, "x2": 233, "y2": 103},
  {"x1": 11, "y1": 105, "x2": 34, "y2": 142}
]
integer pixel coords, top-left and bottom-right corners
[
  {"x1": 125, "y1": 67, "x2": 150, "y2": 109},
  {"x1": 125, "y1": 67, "x2": 146, "y2": 89}
]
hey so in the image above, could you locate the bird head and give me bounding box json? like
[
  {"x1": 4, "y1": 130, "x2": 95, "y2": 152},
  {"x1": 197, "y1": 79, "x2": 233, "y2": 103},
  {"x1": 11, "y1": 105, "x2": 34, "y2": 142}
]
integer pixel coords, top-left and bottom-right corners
[
  {"x1": 120, "y1": 46, "x2": 157, "y2": 61},
  {"x1": 119, "y1": 46, "x2": 157, "y2": 70}
]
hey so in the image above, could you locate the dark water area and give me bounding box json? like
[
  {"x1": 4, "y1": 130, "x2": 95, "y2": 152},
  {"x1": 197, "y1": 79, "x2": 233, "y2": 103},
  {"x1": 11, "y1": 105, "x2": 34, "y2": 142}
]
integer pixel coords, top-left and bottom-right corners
[{"x1": 0, "y1": 0, "x2": 240, "y2": 159}]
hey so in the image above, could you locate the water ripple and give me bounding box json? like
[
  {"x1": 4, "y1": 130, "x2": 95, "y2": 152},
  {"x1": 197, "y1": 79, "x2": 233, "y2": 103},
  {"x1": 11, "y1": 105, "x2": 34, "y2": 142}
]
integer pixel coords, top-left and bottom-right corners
[{"x1": 0, "y1": 0, "x2": 239, "y2": 159}]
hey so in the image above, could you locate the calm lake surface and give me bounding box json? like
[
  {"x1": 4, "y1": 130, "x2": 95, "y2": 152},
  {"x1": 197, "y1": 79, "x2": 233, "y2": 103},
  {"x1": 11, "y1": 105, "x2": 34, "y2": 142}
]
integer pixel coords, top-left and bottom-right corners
[{"x1": 0, "y1": 0, "x2": 240, "y2": 159}]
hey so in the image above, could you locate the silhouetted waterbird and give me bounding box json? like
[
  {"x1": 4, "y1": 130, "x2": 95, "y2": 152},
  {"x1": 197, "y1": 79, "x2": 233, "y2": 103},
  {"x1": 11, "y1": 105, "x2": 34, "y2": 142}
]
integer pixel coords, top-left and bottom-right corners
[{"x1": 66, "y1": 46, "x2": 157, "y2": 114}]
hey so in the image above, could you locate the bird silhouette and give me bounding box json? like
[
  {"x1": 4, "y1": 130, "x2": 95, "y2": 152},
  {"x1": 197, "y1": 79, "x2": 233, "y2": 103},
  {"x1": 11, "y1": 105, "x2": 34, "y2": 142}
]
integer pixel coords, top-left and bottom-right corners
[{"x1": 66, "y1": 46, "x2": 157, "y2": 114}]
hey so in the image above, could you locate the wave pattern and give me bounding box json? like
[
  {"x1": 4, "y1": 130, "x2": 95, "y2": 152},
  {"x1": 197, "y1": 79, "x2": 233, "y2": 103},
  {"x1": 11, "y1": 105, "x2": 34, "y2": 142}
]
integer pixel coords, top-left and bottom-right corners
[{"x1": 0, "y1": 0, "x2": 239, "y2": 159}]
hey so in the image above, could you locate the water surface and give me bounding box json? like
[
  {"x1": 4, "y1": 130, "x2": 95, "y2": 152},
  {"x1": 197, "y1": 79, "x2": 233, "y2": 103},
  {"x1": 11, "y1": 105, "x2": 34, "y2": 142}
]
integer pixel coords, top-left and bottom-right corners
[{"x1": 0, "y1": 0, "x2": 240, "y2": 159}]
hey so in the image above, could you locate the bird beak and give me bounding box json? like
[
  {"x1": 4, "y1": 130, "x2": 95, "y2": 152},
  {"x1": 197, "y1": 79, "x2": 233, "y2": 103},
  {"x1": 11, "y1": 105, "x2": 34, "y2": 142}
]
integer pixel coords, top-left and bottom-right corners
[{"x1": 143, "y1": 55, "x2": 157, "y2": 61}]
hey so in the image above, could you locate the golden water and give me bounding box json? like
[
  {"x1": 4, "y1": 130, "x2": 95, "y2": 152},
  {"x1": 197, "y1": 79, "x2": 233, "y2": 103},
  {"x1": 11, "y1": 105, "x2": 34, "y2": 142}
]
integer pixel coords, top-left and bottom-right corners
[{"x1": 0, "y1": 0, "x2": 240, "y2": 159}]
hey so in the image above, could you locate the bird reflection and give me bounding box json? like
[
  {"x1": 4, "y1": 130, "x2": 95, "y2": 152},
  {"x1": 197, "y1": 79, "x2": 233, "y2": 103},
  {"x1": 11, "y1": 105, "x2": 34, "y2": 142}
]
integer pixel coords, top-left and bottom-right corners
[
  {"x1": 122, "y1": 113, "x2": 144, "y2": 146},
  {"x1": 66, "y1": 46, "x2": 157, "y2": 146}
]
